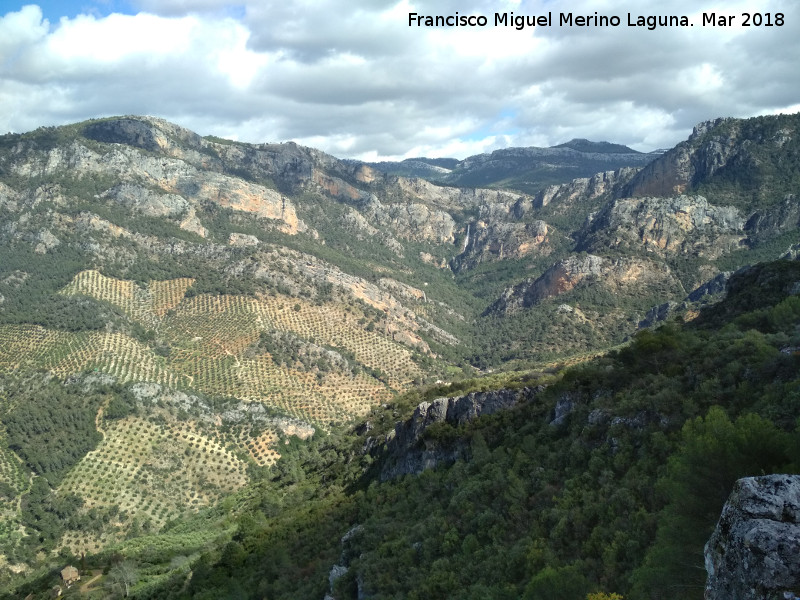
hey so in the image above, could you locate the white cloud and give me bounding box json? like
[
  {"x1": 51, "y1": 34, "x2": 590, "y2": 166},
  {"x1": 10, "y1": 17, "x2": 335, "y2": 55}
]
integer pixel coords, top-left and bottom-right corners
[
  {"x1": 0, "y1": 0, "x2": 799, "y2": 160},
  {"x1": 47, "y1": 13, "x2": 194, "y2": 62}
]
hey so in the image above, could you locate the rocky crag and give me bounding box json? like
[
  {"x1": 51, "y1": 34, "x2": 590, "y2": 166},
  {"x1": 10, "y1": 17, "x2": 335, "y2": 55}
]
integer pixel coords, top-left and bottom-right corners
[
  {"x1": 705, "y1": 475, "x2": 800, "y2": 600},
  {"x1": 377, "y1": 386, "x2": 543, "y2": 481}
]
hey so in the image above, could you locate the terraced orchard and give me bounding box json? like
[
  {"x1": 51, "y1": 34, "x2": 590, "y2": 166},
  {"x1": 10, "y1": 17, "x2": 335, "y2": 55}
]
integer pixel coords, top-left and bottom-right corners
[
  {"x1": 0, "y1": 266, "x2": 443, "y2": 554},
  {"x1": 11, "y1": 269, "x2": 433, "y2": 426},
  {"x1": 235, "y1": 427, "x2": 281, "y2": 467},
  {"x1": 57, "y1": 413, "x2": 250, "y2": 553},
  {"x1": 0, "y1": 325, "x2": 188, "y2": 388},
  {"x1": 60, "y1": 269, "x2": 194, "y2": 328}
]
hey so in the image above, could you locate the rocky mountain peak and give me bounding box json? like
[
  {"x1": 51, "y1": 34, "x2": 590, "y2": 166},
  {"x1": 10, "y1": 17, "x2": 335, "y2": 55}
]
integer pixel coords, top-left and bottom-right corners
[
  {"x1": 553, "y1": 138, "x2": 641, "y2": 154},
  {"x1": 622, "y1": 113, "x2": 799, "y2": 203},
  {"x1": 691, "y1": 117, "x2": 735, "y2": 140}
]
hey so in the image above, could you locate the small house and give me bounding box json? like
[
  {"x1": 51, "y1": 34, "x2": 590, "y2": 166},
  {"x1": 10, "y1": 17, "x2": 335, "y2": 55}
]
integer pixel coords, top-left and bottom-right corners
[{"x1": 60, "y1": 565, "x2": 80, "y2": 587}]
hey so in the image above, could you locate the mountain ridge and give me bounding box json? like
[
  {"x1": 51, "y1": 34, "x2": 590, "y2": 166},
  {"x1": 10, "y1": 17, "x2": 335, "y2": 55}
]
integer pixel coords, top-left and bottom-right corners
[{"x1": 366, "y1": 137, "x2": 658, "y2": 193}]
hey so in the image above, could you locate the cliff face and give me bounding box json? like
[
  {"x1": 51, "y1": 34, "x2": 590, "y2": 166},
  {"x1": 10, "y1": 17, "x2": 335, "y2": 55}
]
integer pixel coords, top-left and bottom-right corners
[
  {"x1": 481, "y1": 113, "x2": 800, "y2": 332},
  {"x1": 533, "y1": 167, "x2": 639, "y2": 210},
  {"x1": 486, "y1": 254, "x2": 681, "y2": 315},
  {"x1": 623, "y1": 115, "x2": 800, "y2": 209},
  {"x1": 621, "y1": 118, "x2": 737, "y2": 198},
  {"x1": 378, "y1": 387, "x2": 542, "y2": 481},
  {"x1": 579, "y1": 195, "x2": 745, "y2": 258},
  {"x1": 451, "y1": 220, "x2": 550, "y2": 271},
  {"x1": 6, "y1": 117, "x2": 307, "y2": 236},
  {"x1": 705, "y1": 475, "x2": 800, "y2": 600}
]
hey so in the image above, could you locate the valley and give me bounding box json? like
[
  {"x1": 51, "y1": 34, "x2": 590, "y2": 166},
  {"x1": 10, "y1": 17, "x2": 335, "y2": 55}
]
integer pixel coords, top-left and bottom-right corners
[{"x1": 0, "y1": 113, "x2": 798, "y2": 599}]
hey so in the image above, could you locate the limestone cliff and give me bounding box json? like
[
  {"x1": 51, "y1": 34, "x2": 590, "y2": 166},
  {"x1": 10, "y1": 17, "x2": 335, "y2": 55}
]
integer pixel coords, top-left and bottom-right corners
[
  {"x1": 532, "y1": 167, "x2": 639, "y2": 210},
  {"x1": 622, "y1": 117, "x2": 739, "y2": 198},
  {"x1": 579, "y1": 195, "x2": 745, "y2": 258},
  {"x1": 487, "y1": 254, "x2": 681, "y2": 315},
  {"x1": 622, "y1": 114, "x2": 799, "y2": 210},
  {"x1": 6, "y1": 117, "x2": 307, "y2": 236},
  {"x1": 451, "y1": 220, "x2": 550, "y2": 271}
]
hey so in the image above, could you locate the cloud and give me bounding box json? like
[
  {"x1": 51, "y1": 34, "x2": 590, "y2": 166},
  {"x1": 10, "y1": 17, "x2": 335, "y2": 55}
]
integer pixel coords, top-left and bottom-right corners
[{"x1": 1, "y1": 0, "x2": 799, "y2": 160}]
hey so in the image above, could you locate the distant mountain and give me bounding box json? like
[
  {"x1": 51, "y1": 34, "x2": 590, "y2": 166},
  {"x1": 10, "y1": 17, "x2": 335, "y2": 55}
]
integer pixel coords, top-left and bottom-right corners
[
  {"x1": 553, "y1": 138, "x2": 641, "y2": 154},
  {"x1": 367, "y1": 139, "x2": 659, "y2": 194},
  {"x1": 358, "y1": 157, "x2": 457, "y2": 180}
]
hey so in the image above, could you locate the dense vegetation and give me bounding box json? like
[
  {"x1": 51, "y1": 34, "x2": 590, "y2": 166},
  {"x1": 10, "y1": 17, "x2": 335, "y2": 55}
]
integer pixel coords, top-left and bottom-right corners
[{"x1": 3, "y1": 379, "x2": 106, "y2": 484}]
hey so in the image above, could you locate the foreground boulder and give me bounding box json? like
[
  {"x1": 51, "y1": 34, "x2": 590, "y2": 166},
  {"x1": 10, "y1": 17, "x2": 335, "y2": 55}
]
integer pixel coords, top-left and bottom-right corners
[{"x1": 705, "y1": 475, "x2": 800, "y2": 600}]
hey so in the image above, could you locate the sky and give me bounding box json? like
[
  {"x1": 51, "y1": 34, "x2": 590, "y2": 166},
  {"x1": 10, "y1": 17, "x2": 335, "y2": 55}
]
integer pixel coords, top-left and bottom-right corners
[{"x1": 0, "y1": 0, "x2": 798, "y2": 161}]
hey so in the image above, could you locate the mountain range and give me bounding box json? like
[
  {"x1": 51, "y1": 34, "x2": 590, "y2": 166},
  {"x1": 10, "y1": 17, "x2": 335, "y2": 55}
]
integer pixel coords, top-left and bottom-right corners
[
  {"x1": 0, "y1": 112, "x2": 798, "y2": 598},
  {"x1": 365, "y1": 138, "x2": 661, "y2": 193}
]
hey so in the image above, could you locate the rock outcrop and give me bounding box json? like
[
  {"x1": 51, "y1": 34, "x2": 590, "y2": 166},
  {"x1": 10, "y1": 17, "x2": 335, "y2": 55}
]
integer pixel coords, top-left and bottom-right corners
[
  {"x1": 322, "y1": 525, "x2": 364, "y2": 600},
  {"x1": 6, "y1": 117, "x2": 308, "y2": 236},
  {"x1": 580, "y1": 195, "x2": 744, "y2": 258},
  {"x1": 379, "y1": 387, "x2": 542, "y2": 481},
  {"x1": 637, "y1": 271, "x2": 732, "y2": 328},
  {"x1": 622, "y1": 117, "x2": 738, "y2": 198},
  {"x1": 745, "y1": 195, "x2": 800, "y2": 242},
  {"x1": 487, "y1": 254, "x2": 681, "y2": 314},
  {"x1": 705, "y1": 474, "x2": 800, "y2": 600},
  {"x1": 452, "y1": 220, "x2": 549, "y2": 270},
  {"x1": 361, "y1": 198, "x2": 457, "y2": 244},
  {"x1": 533, "y1": 167, "x2": 639, "y2": 209}
]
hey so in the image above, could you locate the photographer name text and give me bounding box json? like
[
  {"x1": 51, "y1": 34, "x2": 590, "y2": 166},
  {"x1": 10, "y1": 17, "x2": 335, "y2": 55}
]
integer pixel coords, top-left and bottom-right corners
[{"x1": 408, "y1": 11, "x2": 785, "y2": 31}]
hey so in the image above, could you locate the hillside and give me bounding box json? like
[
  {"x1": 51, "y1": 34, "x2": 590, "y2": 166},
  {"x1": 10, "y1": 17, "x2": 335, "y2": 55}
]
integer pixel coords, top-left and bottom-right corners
[
  {"x1": 0, "y1": 113, "x2": 798, "y2": 595},
  {"x1": 6, "y1": 259, "x2": 798, "y2": 600}
]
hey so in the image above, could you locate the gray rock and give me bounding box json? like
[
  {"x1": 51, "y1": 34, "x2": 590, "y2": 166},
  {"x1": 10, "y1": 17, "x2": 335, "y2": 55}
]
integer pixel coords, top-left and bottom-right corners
[
  {"x1": 487, "y1": 254, "x2": 679, "y2": 315},
  {"x1": 84, "y1": 117, "x2": 167, "y2": 152},
  {"x1": 782, "y1": 245, "x2": 800, "y2": 261},
  {"x1": 104, "y1": 183, "x2": 189, "y2": 217},
  {"x1": 34, "y1": 228, "x2": 60, "y2": 254},
  {"x1": 534, "y1": 167, "x2": 639, "y2": 209},
  {"x1": 550, "y1": 395, "x2": 575, "y2": 426},
  {"x1": 587, "y1": 408, "x2": 609, "y2": 426},
  {"x1": 638, "y1": 270, "x2": 732, "y2": 328},
  {"x1": 691, "y1": 117, "x2": 734, "y2": 140},
  {"x1": 638, "y1": 301, "x2": 680, "y2": 329},
  {"x1": 705, "y1": 474, "x2": 800, "y2": 600},
  {"x1": 745, "y1": 195, "x2": 800, "y2": 239},
  {"x1": 452, "y1": 219, "x2": 549, "y2": 271},
  {"x1": 228, "y1": 233, "x2": 260, "y2": 247},
  {"x1": 687, "y1": 271, "x2": 732, "y2": 302},
  {"x1": 322, "y1": 525, "x2": 364, "y2": 600},
  {"x1": 380, "y1": 387, "x2": 542, "y2": 480},
  {"x1": 328, "y1": 565, "x2": 347, "y2": 589},
  {"x1": 581, "y1": 195, "x2": 745, "y2": 258}
]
